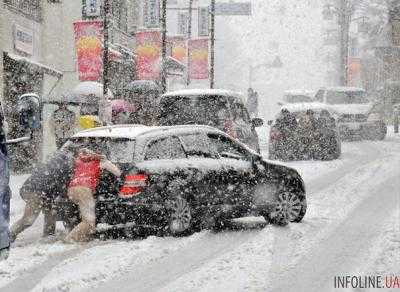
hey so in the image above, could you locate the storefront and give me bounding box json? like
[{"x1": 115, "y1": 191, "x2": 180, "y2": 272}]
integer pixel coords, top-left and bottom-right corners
[{"x1": 2, "y1": 52, "x2": 62, "y2": 170}]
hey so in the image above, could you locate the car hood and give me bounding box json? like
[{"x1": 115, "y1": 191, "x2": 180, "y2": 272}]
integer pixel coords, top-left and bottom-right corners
[{"x1": 329, "y1": 103, "x2": 373, "y2": 115}]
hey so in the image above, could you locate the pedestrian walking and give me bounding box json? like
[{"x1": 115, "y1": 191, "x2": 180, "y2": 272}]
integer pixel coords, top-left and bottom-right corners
[
  {"x1": 246, "y1": 88, "x2": 259, "y2": 118},
  {"x1": 50, "y1": 102, "x2": 76, "y2": 149},
  {"x1": 10, "y1": 144, "x2": 76, "y2": 242},
  {"x1": 65, "y1": 148, "x2": 121, "y2": 242}
]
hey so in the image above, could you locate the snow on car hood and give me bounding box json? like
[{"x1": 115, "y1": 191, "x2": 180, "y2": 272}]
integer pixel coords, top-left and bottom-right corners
[{"x1": 328, "y1": 103, "x2": 373, "y2": 115}]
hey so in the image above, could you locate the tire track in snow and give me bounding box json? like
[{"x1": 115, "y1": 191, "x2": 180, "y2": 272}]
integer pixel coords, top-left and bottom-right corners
[
  {"x1": 266, "y1": 142, "x2": 400, "y2": 292},
  {"x1": 88, "y1": 230, "x2": 260, "y2": 292},
  {"x1": 270, "y1": 173, "x2": 400, "y2": 292}
]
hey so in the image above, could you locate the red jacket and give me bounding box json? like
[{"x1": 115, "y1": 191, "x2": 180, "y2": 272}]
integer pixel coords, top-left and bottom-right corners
[{"x1": 69, "y1": 153, "x2": 101, "y2": 192}]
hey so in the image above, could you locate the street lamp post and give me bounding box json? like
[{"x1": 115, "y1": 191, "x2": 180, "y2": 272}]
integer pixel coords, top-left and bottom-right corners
[
  {"x1": 210, "y1": 0, "x2": 216, "y2": 89},
  {"x1": 339, "y1": 0, "x2": 351, "y2": 87},
  {"x1": 161, "y1": 0, "x2": 168, "y2": 93},
  {"x1": 102, "y1": 0, "x2": 110, "y2": 124},
  {"x1": 186, "y1": 0, "x2": 194, "y2": 86}
]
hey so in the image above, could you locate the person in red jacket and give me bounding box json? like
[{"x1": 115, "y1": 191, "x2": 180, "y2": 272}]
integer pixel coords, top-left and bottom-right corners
[{"x1": 65, "y1": 148, "x2": 121, "y2": 242}]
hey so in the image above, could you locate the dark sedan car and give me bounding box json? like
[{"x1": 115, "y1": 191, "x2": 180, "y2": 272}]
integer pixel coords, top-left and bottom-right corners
[
  {"x1": 269, "y1": 103, "x2": 341, "y2": 161},
  {"x1": 57, "y1": 125, "x2": 306, "y2": 236}
]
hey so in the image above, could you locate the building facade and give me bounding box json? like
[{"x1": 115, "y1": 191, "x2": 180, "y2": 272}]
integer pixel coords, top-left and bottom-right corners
[{"x1": 0, "y1": 0, "x2": 139, "y2": 161}]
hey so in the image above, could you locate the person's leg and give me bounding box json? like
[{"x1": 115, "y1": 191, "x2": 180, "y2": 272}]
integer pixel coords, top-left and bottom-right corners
[
  {"x1": 55, "y1": 138, "x2": 63, "y2": 149},
  {"x1": 65, "y1": 187, "x2": 96, "y2": 242},
  {"x1": 42, "y1": 202, "x2": 56, "y2": 237},
  {"x1": 10, "y1": 193, "x2": 42, "y2": 241}
]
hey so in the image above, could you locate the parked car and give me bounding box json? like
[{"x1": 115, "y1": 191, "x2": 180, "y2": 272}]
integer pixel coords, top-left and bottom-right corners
[
  {"x1": 280, "y1": 89, "x2": 314, "y2": 104},
  {"x1": 56, "y1": 125, "x2": 307, "y2": 236},
  {"x1": 315, "y1": 87, "x2": 387, "y2": 140},
  {"x1": 268, "y1": 103, "x2": 341, "y2": 161},
  {"x1": 158, "y1": 89, "x2": 263, "y2": 152}
]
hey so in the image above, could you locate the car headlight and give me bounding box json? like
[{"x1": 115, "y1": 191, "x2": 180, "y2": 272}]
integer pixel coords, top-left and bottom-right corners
[{"x1": 367, "y1": 113, "x2": 381, "y2": 122}]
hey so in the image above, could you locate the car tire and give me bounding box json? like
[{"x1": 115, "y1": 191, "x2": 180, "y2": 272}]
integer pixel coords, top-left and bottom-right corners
[
  {"x1": 166, "y1": 196, "x2": 193, "y2": 236},
  {"x1": 0, "y1": 247, "x2": 10, "y2": 261},
  {"x1": 267, "y1": 187, "x2": 307, "y2": 225}
]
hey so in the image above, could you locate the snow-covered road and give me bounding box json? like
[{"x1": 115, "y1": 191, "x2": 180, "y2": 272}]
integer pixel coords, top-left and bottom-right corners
[{"x1": 1, "y1": 133, "x2": 399, "y2": 292}]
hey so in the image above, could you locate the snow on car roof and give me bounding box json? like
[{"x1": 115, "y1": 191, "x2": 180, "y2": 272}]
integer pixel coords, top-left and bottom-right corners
[
  {"x1": 281, "y1": 102, "x2": 331, "y2": 113},
  {"x1": 321, "y1": 87, "x2": 365, "y2": 92},
  {"x1": 162, "y1": 89, "x2": 245, "y2": 102},
  {"x1": 284, "y1": 89, "x2": 314, "y2": 96},
  {"x1": 73, "y1": 124, "x2": 222, "y2": 139}
]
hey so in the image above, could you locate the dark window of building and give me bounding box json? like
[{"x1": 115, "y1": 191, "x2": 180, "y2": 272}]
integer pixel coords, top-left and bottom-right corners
[{"x1": 4, "y1": 0, "x2": 42, "y2": 21}]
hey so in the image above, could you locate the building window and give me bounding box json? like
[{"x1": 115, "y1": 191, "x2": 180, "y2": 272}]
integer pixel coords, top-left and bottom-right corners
[
  {"x1": 111, "y1": 0, "x2": 128, "y2": 32},
  {"x1": 4, "y1": 0, "x2": 42, "y2": 21}
]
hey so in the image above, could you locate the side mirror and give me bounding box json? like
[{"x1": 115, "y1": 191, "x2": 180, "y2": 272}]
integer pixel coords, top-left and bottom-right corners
[
  {"x1": 252, "y1": 118, "x2": 264, "y2": 128},
  {"x1": 267, "y1": 120, "x2": 273, "y2": 126}
]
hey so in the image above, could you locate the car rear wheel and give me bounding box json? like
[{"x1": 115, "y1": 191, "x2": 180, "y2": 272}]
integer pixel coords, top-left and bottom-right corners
[{"x1": 167, "y1": 196, "x2": 193, "y2": 236}]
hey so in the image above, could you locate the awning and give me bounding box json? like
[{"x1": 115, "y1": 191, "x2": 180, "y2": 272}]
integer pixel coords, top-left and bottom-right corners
[
  {"x1": 4, "y1": 52, "x2": 63, "y2": 79},
  {"x1": 165, "y1": 56, "x2": 186, "y2": 76}
]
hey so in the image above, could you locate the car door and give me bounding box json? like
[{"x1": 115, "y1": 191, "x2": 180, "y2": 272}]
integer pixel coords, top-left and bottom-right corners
[
  {"x1": 206, "y1": 132, "x2": 255, "y2": 212},
  {"x1": 178, "y1": 132, "x2": 223, "y2": 208}
]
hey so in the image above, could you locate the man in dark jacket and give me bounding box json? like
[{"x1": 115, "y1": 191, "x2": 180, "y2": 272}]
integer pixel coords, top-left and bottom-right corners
[
  {"x1": 275, "y1": 109, "x2": 298, "y2": 159},
  {"x1": 10, "y1": 144, "x2": 75, "y2": 242}
]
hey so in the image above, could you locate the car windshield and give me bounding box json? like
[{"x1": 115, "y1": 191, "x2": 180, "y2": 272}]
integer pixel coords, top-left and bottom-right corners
[
  {"x1": 67, "y1": 137, "x2": 135, "y2": 164},
  {"x1": 326, "y1": 90, "x2": 367, "y2": 104},
  {"x1": 159, "y1": 95, "x2": 229, "y2": 127}
]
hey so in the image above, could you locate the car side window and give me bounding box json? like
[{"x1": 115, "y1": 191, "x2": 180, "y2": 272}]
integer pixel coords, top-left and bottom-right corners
[
  {"x1": 145, "y1": 136, "x2": 186, "y2": 160},
  {"x1": 179, "y1": 133, "x2": 215, "y2": 158},
  {"x1": 207, "y1": 134, "x2": 250, "y2": 161},
  {"x1": 234, "y1": 103, "x2": 251, "y2": 123}
]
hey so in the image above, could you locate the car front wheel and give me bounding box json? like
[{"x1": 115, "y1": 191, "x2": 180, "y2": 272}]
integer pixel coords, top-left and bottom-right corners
[{"x1": 268, "y1": 190, "x2": 306, "y2": 225}]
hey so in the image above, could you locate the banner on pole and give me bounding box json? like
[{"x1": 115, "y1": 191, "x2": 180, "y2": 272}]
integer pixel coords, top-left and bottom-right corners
[
  {"x1": 136, "y1": 31, "x2": 161, "y2": 80},
  {"x1": 143, "y1": 0, "x2": 160, "y2": 28},
  {"x1": 189, "y1": 38, "x2": 209, "y2": 80},
  {"x1": 348, "y1": 57, "x2": 362, "y2": 87},
  {"x1": 167, "y1": 36, "x2": 187, "y2": 63},
  {"x1": 198, "y1": 7, "x2": 209, "y2": 36},
  {"x1": 73, "y1": 20, "x2": 103, "y2": 81}
]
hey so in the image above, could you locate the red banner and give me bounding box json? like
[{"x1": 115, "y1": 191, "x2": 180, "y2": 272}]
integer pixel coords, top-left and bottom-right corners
[
  {"x1": 74, "y1": 20, "x2": 103, "y2": 81},
  {"x1": 348, "y1": 57, "x2": 362, "y2": 86},
  {"x1": 189, "y1": 38, "x2": 209, "y2": 79},
  {"x1": 167, "y1": 36, "x2": 187, "y2": 63},
  {"x1": 136, "y1": 31, "x2": 161, "y2": 80}
]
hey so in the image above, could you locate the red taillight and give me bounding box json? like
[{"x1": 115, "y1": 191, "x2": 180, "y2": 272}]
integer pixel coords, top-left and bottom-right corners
[
  {"x1": 119, "y1": 173, "x2": 148, "y2": 198},
  {"x1": 224, "y1": 120, "x2": 237, "y2": 139},
  {"x1": 270, "y1": 128, "x2": 283, "y2": 142}
]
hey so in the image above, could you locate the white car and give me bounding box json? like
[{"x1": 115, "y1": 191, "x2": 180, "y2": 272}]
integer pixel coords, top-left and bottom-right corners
[{"x1": 315, "y1": 87, "x2": 387, "y2": 140}]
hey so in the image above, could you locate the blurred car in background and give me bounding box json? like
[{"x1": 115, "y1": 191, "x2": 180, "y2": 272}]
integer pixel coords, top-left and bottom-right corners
[
  {"x1": 315, "y1": 87, "x2": 387, "y2": 140},
  {"x1": 158, "y1": 89, "x2": 263, "y2": 152},
  {"x1": 279, "y1": 89, "x2": 315, "y2": 105},
  {"x1": 268, "y1": 103, "x2": 341, "y2": 161}
]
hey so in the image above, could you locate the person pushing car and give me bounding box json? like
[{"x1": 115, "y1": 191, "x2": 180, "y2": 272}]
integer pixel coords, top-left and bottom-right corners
[
  {"x1": 65, "y1": 148, "x2": 121, "y2": 242},
  {"x1": 10, "y1": 143, "x2": 76, "y2": 242}
]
